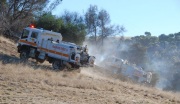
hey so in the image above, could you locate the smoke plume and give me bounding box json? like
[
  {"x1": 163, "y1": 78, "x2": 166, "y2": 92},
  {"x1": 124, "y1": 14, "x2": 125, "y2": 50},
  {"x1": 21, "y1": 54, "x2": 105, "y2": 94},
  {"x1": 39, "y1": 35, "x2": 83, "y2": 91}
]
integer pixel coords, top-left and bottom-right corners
[{"x1": 83, "y1": 37, "x2": 180, "y2": 92}]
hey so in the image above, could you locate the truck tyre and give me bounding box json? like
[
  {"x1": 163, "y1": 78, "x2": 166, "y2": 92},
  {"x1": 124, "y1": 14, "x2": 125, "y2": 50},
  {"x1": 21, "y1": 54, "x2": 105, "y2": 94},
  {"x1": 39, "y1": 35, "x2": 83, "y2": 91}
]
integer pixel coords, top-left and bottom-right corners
[
  {"x1": 52, "y1": 60, "x2": 65, "y2": 70},
  {"x1": 20, "y1": 50, "x2": 29, "y2": 62},
  {"x1": 73, "y1": 64, "x2": 80, "y2": 69}
]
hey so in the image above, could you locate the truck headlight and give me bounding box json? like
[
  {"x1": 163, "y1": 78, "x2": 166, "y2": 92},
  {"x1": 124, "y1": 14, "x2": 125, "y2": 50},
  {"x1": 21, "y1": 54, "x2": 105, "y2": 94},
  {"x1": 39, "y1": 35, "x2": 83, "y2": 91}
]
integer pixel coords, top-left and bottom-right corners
[
  {"x1": 75, "y1": 57, "x2": 79, "y2": 62},
  {"x1": 75, "y1": 54, "x2": 80, "y2": 63},
  {"x1": 16, "y1": 43, "x2": 19, "y2": 47}
]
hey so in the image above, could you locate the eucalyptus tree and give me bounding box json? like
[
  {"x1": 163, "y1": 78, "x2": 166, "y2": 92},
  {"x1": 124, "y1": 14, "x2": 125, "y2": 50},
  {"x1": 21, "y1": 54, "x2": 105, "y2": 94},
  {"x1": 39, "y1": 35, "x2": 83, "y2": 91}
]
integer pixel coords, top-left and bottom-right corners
[
  {"x1": 98, "y1": 9, "x2": 125, "y2": 45},
  {"x1": 85, "y1": 5, "x2": 99, "y2": 44},
  {"x1": 0, "y1": 0, "x2": 62, "y2": 37}
]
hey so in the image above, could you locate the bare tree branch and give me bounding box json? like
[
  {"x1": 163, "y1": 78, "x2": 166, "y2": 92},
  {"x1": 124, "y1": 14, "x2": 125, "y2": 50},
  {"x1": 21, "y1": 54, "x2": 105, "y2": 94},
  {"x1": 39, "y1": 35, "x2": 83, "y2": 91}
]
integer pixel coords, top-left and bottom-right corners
[{"x1": 0, "y1": 0, "x2": 59, "y2": 37}]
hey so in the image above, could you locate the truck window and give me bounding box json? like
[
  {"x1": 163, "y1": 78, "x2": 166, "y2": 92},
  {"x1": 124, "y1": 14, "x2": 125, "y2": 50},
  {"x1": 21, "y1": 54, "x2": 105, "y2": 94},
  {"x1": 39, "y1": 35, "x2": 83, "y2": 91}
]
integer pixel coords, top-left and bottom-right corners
[
  {"x1": 21, "y1": 29, "x2": 29, "y2": 39},
  {"x1": 31, "y1": 32, "x2": 38, "y2": 39}
]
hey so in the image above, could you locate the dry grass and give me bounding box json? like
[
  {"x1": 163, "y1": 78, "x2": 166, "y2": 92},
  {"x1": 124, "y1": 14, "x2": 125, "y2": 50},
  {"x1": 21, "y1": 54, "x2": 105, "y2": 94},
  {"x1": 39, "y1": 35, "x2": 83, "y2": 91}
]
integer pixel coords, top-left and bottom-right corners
[
  {"x1": 0, "y1": 35, "x2": 18, "y2": 56},
  {"x1": 0, "y1": 36, "x2": 180, "y2": 104},
  {"x1": 0, "y1": 62, "x2": 180, "y2": 104},
  {"x1": 0, "y1": 35, "x2": 15, "y2": 45}
]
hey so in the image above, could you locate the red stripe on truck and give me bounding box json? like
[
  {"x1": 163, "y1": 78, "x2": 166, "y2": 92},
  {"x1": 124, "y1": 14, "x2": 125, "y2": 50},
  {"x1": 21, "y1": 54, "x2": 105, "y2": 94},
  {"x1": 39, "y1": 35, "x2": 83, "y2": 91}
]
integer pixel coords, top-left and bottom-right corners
[
  {"x1": 39, "y1": 47, "x2": 69, "y2": 58},
  {"x1": 19, "y1": 39, "x2": 37, "y2": 47}
]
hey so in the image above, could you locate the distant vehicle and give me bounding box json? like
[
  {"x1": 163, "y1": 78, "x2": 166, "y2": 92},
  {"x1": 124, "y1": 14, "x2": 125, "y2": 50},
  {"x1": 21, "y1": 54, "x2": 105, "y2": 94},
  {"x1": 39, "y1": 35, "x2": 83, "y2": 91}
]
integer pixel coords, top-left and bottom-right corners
[
  {"x1": 103, "y1": 56, "x2": 152, "y2": 83},
  {"x1": 17, "y1": 26, "x2": 95, "y2": 70}
]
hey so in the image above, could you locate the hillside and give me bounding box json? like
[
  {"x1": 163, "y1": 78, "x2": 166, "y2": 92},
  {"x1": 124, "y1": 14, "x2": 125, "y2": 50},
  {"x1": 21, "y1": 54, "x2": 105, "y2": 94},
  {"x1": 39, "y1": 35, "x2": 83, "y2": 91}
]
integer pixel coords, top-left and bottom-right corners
[{"x1": 0, "y1": 36, "x2": 180, "y2": 104}]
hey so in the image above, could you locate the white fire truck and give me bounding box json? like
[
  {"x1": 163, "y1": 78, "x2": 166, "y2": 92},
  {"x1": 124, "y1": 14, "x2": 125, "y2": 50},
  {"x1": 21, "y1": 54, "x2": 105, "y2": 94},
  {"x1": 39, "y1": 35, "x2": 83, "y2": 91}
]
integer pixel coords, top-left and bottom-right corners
[
  {"x1": 103, "y1": 56, "x2": 152, "y2": 83},
  {"x1": 17, "y1": 26, "x2": 95, "y2": 70}
]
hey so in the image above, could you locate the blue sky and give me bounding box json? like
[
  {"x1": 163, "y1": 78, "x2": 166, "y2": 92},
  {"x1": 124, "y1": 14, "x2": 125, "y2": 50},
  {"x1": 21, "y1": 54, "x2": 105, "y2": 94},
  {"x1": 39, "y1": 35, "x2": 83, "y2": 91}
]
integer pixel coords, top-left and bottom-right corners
[{"x1": 52, "y1": 0, "x2": 180, "y2": 37}]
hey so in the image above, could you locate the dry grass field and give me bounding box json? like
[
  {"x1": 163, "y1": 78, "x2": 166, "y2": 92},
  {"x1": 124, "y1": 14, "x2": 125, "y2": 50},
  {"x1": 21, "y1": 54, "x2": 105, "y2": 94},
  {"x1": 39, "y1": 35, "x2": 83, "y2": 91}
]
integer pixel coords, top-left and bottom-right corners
[{"x1": 0, "y1": 36, "x2": 180, "y2": 104}]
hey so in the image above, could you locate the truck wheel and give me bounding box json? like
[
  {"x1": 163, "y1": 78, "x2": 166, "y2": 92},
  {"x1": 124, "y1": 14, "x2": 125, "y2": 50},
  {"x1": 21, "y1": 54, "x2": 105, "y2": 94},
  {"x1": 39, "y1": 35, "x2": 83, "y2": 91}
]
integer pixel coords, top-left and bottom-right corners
[
  {"x1": 52, "y1": 60, "x2": 65, "y2": 70},
  {"x1": 74, "y1": 64, "x2": 80, "y2": 69},
  {"x1": 20, "y1": 50, "x2": 29, "y2": 62}
]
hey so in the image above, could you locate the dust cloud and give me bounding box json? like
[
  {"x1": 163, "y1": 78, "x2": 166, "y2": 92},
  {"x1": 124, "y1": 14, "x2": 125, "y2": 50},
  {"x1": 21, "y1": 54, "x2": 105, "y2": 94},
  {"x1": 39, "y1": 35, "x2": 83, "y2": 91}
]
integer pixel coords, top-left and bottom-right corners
[{"x1": 83, "y1": 37, "x2": 180, "y2": 92}]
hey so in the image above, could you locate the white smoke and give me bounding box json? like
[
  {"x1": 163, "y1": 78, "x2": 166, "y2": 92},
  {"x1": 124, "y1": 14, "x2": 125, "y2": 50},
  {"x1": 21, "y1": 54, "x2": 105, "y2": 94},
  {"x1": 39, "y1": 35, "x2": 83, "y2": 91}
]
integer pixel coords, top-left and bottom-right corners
[
  {"x1": 83, "y1": 37, "x2": 125, "y2": 66},
  {"x1": 149, "y1": 59, "x2": 173, "y2": 89},
  {"x1": 83, "y1": 37, "x2": 180, "y2": 92}
]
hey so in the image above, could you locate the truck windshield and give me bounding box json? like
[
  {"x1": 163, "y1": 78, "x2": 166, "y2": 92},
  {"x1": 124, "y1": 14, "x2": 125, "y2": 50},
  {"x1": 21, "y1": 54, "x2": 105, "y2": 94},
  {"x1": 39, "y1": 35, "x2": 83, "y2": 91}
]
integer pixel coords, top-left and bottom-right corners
[{"x1": 21, "y1": 29, "x2": 29, "y2": 39}]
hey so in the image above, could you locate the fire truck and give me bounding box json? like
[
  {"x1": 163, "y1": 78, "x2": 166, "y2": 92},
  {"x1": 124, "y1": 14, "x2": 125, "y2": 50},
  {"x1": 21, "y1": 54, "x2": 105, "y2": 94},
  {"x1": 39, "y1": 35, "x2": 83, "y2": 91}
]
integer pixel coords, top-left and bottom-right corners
[
  {"x1": 102, "y1": 56, "x2": 152, "y2": 83},
  {"x1": 17, "y1": 26, "x2": 95, "y2": 70}
]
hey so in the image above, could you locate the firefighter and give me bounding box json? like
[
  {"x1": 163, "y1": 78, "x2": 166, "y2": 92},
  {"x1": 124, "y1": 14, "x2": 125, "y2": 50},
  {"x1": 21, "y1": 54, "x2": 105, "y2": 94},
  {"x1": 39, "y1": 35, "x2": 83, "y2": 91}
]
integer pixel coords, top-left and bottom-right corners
[
  {"x1": 80, "y1": 45, "x2": 89, "y2": 64},
  {"x1": 84, "y1": 45, "x2": 88, "y2": 54}
]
